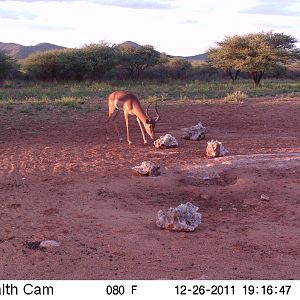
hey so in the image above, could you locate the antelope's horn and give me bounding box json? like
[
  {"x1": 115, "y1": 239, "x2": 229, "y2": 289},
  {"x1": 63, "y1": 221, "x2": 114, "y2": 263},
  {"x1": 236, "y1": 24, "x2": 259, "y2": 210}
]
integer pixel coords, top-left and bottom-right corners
[
  {"x1": 146, "y1": 102, "x2": 152, "y2": 119},
  {"x1": 154, "y1": 102, "x2": 160, "y2": 122}
]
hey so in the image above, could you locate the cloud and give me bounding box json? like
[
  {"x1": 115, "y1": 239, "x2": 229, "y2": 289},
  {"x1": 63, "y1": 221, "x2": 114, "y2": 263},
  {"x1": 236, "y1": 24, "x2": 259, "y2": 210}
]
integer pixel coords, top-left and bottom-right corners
[
  {"x1": 181, "y1": 19, "x2": 198, "y2": 25},
  {"x1": 95, "y1": 0, "x2": 175, "y2": 9},
  {"x1": 259, "y1": 23, "x2": 296, "y2": 29},
  {"x1": 241, "y1": 0, "x2": 300, "y2": 16},
  {"x1": 30, "y1": 23, "x2": 73, "y2": 30},
  {"x1": 0, "y1": 7, "x2": 36, "y2": 20},
  {"x1": 0, "y1": 0, "x2": 175, "y2": 10}
]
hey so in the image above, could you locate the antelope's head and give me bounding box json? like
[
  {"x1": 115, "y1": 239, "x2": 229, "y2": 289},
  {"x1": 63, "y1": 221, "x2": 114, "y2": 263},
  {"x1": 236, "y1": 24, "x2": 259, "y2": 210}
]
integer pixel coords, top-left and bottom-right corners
[{"x1": 145, "y1": 102, "x2": 160, "y2": 139}]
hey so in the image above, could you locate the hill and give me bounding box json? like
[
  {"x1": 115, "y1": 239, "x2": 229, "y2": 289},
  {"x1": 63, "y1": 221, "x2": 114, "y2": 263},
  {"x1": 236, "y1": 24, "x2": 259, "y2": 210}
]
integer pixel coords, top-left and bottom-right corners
[
  {"x1": 118, "y1": 41, "x2": 207, "y2": 61},
  {"x1": 0, "y1": 40, "x2": 207, "y2": 62},
  {"x1": 183, "y1": 53, "x2": 208, "y2": 61},
  {"x1": 118, "y1": 41, "x2": 142, "y2": 49},
  {"x1": 0, "y1": 42, "x2": 66, "y2": 60}
]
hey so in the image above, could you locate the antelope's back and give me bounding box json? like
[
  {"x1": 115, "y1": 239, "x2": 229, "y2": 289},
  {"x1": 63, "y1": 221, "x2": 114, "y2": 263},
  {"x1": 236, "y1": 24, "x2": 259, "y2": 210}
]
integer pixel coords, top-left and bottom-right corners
[{"x1": 109, "y1": 91, "x2": 137, "y2": 101}]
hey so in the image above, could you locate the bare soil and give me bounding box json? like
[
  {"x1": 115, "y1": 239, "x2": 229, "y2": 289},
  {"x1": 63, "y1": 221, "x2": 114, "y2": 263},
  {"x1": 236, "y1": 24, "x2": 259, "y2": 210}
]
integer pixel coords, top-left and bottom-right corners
[{"x1": 0, "y1": 97, "x2": 299, "y2": 280}]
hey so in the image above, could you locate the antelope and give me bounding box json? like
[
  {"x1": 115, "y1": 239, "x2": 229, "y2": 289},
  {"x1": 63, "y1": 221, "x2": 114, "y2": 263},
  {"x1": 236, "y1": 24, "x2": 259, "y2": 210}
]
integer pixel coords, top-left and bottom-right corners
[{"x1": 106, "y1": 91, "x2": 160, "y2": 145}]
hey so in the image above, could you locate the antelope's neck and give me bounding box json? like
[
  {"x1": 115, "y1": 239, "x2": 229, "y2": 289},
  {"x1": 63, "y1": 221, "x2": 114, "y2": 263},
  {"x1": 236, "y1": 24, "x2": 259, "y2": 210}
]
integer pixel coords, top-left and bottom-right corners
[{"x1": 131, "y1": 101, "x2": 148, "y2": 124}]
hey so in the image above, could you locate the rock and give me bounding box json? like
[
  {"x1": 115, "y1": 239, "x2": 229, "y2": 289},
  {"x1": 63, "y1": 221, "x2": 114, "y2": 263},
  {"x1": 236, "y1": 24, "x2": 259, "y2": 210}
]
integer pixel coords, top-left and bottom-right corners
[
  {"x1": 260, "y1": 194, "x2": 270, "y2": 201},
  {"x1": 156, "y1": 202, "x2": 202, "y2": 232},
  {"x1": 39, "y1": 240, "x2": 61, "y2": 248},
  {"x1": 181, "y1": 122, "x2": 207, "y2": 141},
  {"x1": 154, "y1": 134, "x2": 178, "y2": 149},
  {"x1": 132, "y1": 161, "x2": 161, "y2": 176},
  {"x1": 200, "y1": 193, "x2": 212, "y2": 200},
  {"x1": 206, "y1": 140, "x2": 229, "y2": 158}
]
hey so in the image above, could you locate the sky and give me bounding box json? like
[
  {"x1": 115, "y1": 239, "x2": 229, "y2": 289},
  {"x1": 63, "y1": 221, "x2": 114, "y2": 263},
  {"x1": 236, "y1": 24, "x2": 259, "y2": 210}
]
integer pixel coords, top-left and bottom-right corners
[{"x1": 0, "y1": 0, "x2": 300, "y2": 56}]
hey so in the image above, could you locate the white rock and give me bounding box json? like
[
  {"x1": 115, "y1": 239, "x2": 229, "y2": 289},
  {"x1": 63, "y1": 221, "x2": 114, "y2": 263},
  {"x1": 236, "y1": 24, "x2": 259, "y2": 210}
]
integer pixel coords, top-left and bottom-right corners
[
  {"x1": 154, "y1": 134, "x2": 178, "y2": 149},
  {"x1": 181, "y1": 122, "x2": 207, "y2": 141},
  {"x1": 260, "y1": 194, "x2": 270, "y2": 201},
  {"x1": 200, "y1": 193, "x2": 212, "y2": 200},
  {"x1": 39, "y1": 240, "x2": 61, "y2": 248},
  {"x1": 156, "y1": 202, "x2": 202, "y2": 232},
  {"x1": 132, "y1": 161, "x2": 161, "y2": 176},
  {"x1": 206, "y1": 140, "x2": 229, "y2": 158}
]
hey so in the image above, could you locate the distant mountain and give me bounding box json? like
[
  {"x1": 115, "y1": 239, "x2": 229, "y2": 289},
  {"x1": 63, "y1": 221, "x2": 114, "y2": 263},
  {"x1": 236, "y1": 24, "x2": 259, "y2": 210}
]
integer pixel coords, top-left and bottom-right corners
[
  {"x1": 117, "y1": 41, "x2": 207, "y2": 61},
  {"x1": 118, "y1": 41, "x2": 142, "y2": 49},
  {"x1": 0, "y1": 42, "x2": 66, "y2": 60},
  {"x1": 182, "y1": 53, "x2": 208, "y2": 62},
  {"x1": 0, "y1": 40, "x2": 207, "y2": 62}
]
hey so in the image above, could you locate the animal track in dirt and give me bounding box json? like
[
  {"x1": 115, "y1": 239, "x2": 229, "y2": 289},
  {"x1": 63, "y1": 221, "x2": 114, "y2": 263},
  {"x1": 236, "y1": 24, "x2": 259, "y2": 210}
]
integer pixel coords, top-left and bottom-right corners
[
  {"x1": 43, "y1": 208, "x2": 60, "y2": 216},
  {"x1": 148, "y1": 190, "x2": 195, "y2": 206},
  {"x1": 7, "y1": 203, "x2": 22, "y2": 209},
  {"x1": 24, "y1": 241, "x2": 44, "y2": 251},
  {"x1": 0, "y1": 180, "x2": 29, "y2": 191},
  {"x1": 96, "y1": 188, "x2": 121, "y2": 199},
  {"x1": 179, "y1": 170, "x2": 238, "y2": 187}
]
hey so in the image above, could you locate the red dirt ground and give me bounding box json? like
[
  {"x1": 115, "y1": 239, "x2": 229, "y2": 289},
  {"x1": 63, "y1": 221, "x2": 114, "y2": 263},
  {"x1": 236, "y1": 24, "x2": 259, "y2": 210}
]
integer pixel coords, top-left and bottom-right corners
[{"x1": 0, "y1": 97, "x2": 299, "y2": 280}]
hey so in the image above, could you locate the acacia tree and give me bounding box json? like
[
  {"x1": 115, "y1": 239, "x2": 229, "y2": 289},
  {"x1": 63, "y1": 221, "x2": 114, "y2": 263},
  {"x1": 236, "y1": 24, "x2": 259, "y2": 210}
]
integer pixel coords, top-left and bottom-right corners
[
  {"x1": 207, "y1": 36, "x2": 243, "y2": 83},
  {"x1": 80, "y1": 42, "x2": 118, "y2": 80},
  {"x1": 118, "y1": 44, "x2": 161, "y2": 79},
  {"x1": 22, "y1": 50, "x2": 62, "y2": 80},
  {"x1": 22, "y1": 42, "x2": 117, "y2": 80},
  {"x1": 208, "y1": 32, "x2": 299, "y2": 84},
  {"x1": 0, "y1": 51, "x2": 17, "y2": 81}
]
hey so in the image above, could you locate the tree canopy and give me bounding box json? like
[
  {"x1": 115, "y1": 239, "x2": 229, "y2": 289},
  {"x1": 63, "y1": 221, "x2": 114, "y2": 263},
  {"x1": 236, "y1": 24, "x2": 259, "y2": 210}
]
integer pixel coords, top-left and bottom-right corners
[
  {"x1": 208, "y1": 32, "x2": 299, "y2": 84},
  {"x1": 118, "y1": 44, "x2": 162, "y2": 78},
  {"x1": 22, "y1": 42, "x2": 118, "y2": 81},
  {"x1": 0, "y1": 51, "x2": 17, "y2": 81}
]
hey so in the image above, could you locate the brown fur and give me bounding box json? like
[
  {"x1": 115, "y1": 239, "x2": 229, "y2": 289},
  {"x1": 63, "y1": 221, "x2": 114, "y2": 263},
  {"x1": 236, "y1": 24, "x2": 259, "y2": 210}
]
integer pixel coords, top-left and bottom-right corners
[{"x1": 106, "y1": 91, "x2": 158, "y2": 145}]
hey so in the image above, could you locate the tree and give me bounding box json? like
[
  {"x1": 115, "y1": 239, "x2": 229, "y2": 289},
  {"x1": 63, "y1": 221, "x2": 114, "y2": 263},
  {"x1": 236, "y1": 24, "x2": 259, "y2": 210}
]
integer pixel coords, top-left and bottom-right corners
[
  {"x1": 207, "y1": 36, "x2": 243, "y2": 83},
  {"x1": 80, "y1": 42, "x2": 118, "y2": 80},
  {"x1": 208, "y1": 32, "x2": 299, "y2": 84},
  {"x1": 22, "y1": 42, "x2": 118, "y2": 81},
  {"x1": 0, "y1": 51, "x2": 17, "y2": 81},
  {"x1": 118, "y1": 44, "x2": 161, "y2": 78},
  {"x1": 22, "y1": 50, "x2": 62, "y2": 80},
  {"x1": 167, "y1": 58, "x2": 192, "y2": 79}
]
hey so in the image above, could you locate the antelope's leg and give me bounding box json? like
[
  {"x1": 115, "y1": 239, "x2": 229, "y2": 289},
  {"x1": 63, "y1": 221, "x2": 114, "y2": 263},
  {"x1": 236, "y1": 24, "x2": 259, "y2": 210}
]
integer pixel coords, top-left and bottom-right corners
[
  {"x1": 105, "y1": 114, "x2": 113, "y2": 140},
  {"x1": 136, "y1": 117, "x2": 148, "y2": 144},
  {"x1": 112, "y1": 110, "x2": 122, "y2": 140},
  {"x1": 124, "y1": 111, "x2": 132, "y2": 145},
  {"x1": 105, "y1": 109, "x2": 118, "y2": 140}
]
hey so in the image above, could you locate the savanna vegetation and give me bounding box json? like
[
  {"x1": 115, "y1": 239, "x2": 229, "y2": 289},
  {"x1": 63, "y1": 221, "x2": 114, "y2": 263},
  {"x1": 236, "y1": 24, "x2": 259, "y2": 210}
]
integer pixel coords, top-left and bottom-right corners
[
  {"x1": 208, "y1": 32, "x2": 300, "y2": 84},
  {"x1": 0, "y1": 31, "x2": 299, "y2": 111},
  {"x1": 1, "y1": 79, "x2": 300, "y2": 112}
]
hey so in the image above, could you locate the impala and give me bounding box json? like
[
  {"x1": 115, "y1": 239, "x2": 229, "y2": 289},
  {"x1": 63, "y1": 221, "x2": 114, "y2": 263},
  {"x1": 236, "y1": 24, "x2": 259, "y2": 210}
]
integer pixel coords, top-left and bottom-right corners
[{"x1": 106, "y1": 91, "x2": 160, "y2": 145}]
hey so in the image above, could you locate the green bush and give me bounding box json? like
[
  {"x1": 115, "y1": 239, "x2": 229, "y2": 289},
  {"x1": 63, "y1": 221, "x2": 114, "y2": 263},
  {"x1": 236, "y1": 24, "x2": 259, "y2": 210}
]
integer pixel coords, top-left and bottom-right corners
[
  {"x1": 224, "y1": 90, "x2": 247, "y2": 102},
  {"x1": 0, "y1": 51, "x2": 18, "y2": 80},
  {"x1": 22, "y1": 42, "x2": 118, "y2": 81}
]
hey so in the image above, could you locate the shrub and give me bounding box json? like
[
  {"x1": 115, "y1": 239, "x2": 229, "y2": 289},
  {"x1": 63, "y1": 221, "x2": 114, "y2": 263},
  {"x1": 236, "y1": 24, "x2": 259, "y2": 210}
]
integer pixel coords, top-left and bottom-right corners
[
  {"x1": 224, "y1": 90, "x2": 247, "y2": 102},
  {"x1": 0, "y1": 51, "x2": 18, "y2": 80},
  {"x1": 22, "y1": 42, "x2": 118, "y2": 81}
]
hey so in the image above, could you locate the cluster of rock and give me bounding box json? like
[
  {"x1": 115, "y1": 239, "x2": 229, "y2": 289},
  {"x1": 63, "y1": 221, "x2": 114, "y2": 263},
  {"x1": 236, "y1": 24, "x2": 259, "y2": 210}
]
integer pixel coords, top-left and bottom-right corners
[
  {"x1": 131, "y1": 122, "x2": 230, "y2": 234},
  {"x1": 206, "y1": 139, "x2": 229, "y2": 158},
  {"x1": 181, "y1": 122, "x2": 207, "y2": 141},
  {"x1": 154, "y1": 134, "x2": 178, "y2": 149},
  {"x1": 132, "y1": 161, "x2": 161, "y2": 176},
  {"x1": 156, "y1": 202, "x2": 202, "y2": 232}
]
